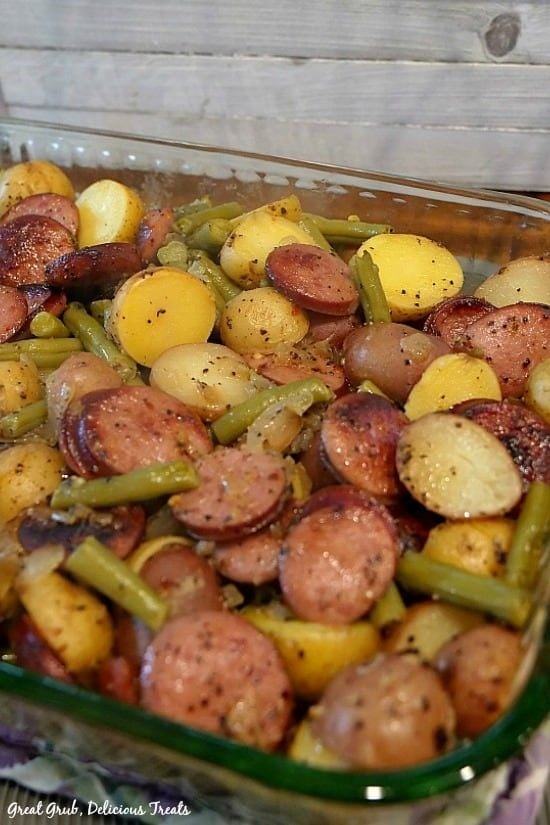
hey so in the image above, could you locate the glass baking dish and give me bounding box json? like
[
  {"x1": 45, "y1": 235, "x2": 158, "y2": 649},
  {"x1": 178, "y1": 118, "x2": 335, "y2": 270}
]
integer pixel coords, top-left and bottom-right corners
[{"x1": 0, "y1": 117, "x2": 548, "y2": 822}]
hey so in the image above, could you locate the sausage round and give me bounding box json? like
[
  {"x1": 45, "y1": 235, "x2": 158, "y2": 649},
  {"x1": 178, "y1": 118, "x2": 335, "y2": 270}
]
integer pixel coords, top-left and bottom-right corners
[
  {"x1": 0, "y1": 285, "x2": 28, "y2": 342},
  {"x1": 301, "y1": 484, "x2": 372, "y2": 518},
  {"x1": 0, "y1": 194, "x2": 79, "y2": 237},
  {"x1": 136, "y1": 207, "x2": 174, "y2": 264},
  {"x1": 170, "y1": 448, "x2": 287, "y2": 541},
  {"x1": 300, "y1": 432, "x2": 337, "y2": 491},
  {"x1": 76, "y1": 386, "x2": 213, "y2": 476},
  {"x1": 279, "y1": 500, "x2": 397, "y2": 624},
  {"x1": 214, "y1": 531, "x2": 281, "y2": 585},
  {"x1": 9, "y1": 613, "x2": 73, "y2": 684},
  {"x1": 424, "y1": 296, "x2": 494, "y2": 347},
  {"x1": 321, "y1": 393, "x2": 407, "y2": 499},
  {"x1": 312, "y1": 654, "x2": 455, "y2": 769},
  {"x1": 114, "y1": 611, "x2": 152, "y2": 668},
  {"x1": 0, "y1": 215, "x2": 75, "y2": 286},
  {"x1": 244, "y1": 347, "x2": 346, "y2": 392},
  {"x1": 45, "y1": 242, "x2": 142, "y2": 293},
  {"x1": 58, "y1": 401, "x2": 97, "y2": 478},
  {"x1": 435, "y1": 624, "x2": 521, "y2": 737},
  {"x1": 266, "y1": 243, "x2": 358, "y2": 316},
  {"x1": 97, "y1": 656, "x2": 139, "y2": 704},
  {"x1": 18, "y1": 284, "x2": 67, "y2": 321},
  {"x1": 141, "y1": 611, "x2": 293, "y2": 750},
  {"x1": 306, "y1": 311, "x2": 360, "y2": 349},
  {"x1": 46, "y1": 352, "x2": 123, "y2": 432},
  {"x1": 140, "y1": 544, "x2": 223, "y2": 616},
  {"x1": 460, "y1": 302, "x2": 550, "y2": 397}
]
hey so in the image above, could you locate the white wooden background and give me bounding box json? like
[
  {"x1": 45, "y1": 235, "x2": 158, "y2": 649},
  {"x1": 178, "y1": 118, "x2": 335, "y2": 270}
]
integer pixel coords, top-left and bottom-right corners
[{"x1": 0, "y1": 0, "x2": 549, "y2": 189}]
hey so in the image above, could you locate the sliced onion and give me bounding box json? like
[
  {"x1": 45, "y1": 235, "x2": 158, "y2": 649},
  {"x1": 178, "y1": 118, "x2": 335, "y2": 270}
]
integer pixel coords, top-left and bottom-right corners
[
  {"x1": 246, "y1": 401, "x2": 303, "y2": 453},
  {"x1": 16, "y1": 545, "x2": 66, "y2": 587}
]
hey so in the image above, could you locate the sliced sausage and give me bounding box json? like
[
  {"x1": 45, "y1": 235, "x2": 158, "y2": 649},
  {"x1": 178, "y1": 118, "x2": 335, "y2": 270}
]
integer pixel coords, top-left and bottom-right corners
[
  {"x1": 387, "y1": 500, "x2": 440, "y2": 555},
  {"x1": 312, "y1": 654, "x2": 455, "y2": 769},
  {"x1": 140, "y1": 544, "x2": 223, "y2": 616},
  {"x1": 454, "y1": 399, "x2": 550, "y2": 487},
  {"x1": 9, "y1": 613, "x2": 73, "y2": 684},
  {"x1": 114, "y1": 611, "x2": 152, "y2": 667},
  {"x1": 279, "y1": 500, "x2": 397, "y2": 624},
  {"x1": 58, "y1": 401, "x2": 97, "y2": 477},
  {"x1": 301, "y1": 484, "x2": 372, "y2": 518},
  {"x1": 0, "y1": 215, "x2": 75, "y2": 287},
  {"x1": 170, "y1": 448, "x2": 287, "y2": 541},
  {"x1": 306, "y1": 311, "x2": 360, "y2": 349},
  {"x1": 46, "y1": 352, "x2": 123, "y2": 432},
  {"x1": 42, "y1": 290, "x2": 67, "y2": 317},
  {"x1": 214, "y1": 531, "x2": 281, "y2": 585},
  {"x1": 266, "y1": 243, "x2": 358, "y2": 316},
  {"x1": 141, "y1": 611, "x2": 293, "y2": 750},
  {"x1": 136, "y1": 207, "x2": 174, "y2": 264},
  {"x1": 435, "y1": 624, "x2": 521, "y2": 737},
  {"x1": 424, "y1": 296, "x2": 494, "y2": 347},
  {"x1": 321, "y1": 393, "x2": 407, "y2": 499},
  {"x1": 244, "y1": 347, "x2": 346, "y2": 392},
  {"x1": 0, "y1": 285, "x2": 28, "y2": 342},
  {"x1": 300, "y1": 431, "x2": 337, "y2": 491},
  {"x1": 460, "y1": 302, "x2": 550, "y2": 397},
  {"x1": 97, "y1": 656, "x2": 139, "y2": 705},
  {"x1": 76, "y1": 386, "x2": 213, "y2": 476},
  {"x1": 0, "y1": 194, "x2": 79, "y2": 237},
  {"x1": 45, "y1": 242, "x2": 142, "y2": 293},
  {"x1": 18, "y1": 504, "x2": 146, "y2": 560},
  {"x1": 18, "y1": 284, "x2": 67, "y2": 320}
]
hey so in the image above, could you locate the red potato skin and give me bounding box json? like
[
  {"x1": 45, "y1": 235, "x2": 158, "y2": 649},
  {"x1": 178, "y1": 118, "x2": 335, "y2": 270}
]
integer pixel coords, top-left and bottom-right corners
[
  {"x1": 140, "y1": 544, "x2": 223, "y2": 616},
  {"x1": 0, "y1": 194, "x2": 79, "y2": 237},
  {"x1": 9, "y1": 614, "x2": 73, "y2": 684},
  {"x1": 243, "y1": 347, "x2": 346, "y2": 393},
  {"x1": 0, "y1": 215, "x2": 75, "y2": 286},
  {"x1": 97, "y1": 656, "x2": 139, "y2": 705},
  {"x1": 305, "y1": 311, "x2": 360, "y2": 349},
  {"x1": 214, "y1": 531, "x2": 281, "y2": 585},
  {"x1": 140, "y1": 611, "x2": 293, "y2": 750},
  {"x1": 423, "y1": 296, "x2": 494, "y2": 348},
  {"x1": 136, "y1": 207, "x2": 174, "y2": 264},
  {"x1": 45, "y1": 242, "x2": 142, "y2": 293},
  {"x1": 46, "y1": 352, "x2": 123, "y2": 431},
  {"x1": 0, "y1": 285, "x2": 28, "y2": 342}
]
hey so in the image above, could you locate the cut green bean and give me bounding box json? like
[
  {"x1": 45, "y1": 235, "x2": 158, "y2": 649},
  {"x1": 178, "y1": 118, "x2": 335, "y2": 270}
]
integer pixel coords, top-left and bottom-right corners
[
  {"x1": 51, "y1": 460, "x2": 198, "y2": 510},
  {"x1": 188, "y1": 250, "x2": 241, "y2": 302},
  {"x1": 303, "y1": 214, "x2": 392, "y2": 241},
  {"x1": 173, "y1": 196, "x2": 212, "y2": 219},
  {"x1": 29, "y1": 312, "x2": 70, "y2": 339},
  {"x1": 397, "y1": 552, "x2": 532, "y2": 628},
  {"x1": 352, "y1": 251, "x2": 391, "y2": 323},
  {"x1": 0, "y1": 338, "x2": 81, "y2": 356},
  {"x1": 66, "y1": 537, "x2": 168, "y2": 630},
  {"x1": 89, "y1": 299, "x2": 112, "y2": 326},
  {"x1": 176, "y1": 201, "x2": 243, "y2": 234},
  {"x1": 186, "y1": 219, "x2": 232, "y2": 256},
  {"x1": 0, "y1": 399, "x2": 47, "y2": 438},
  {"x1": 506, "y1": 481, "x2": 550, "y2": 589},
  {"x1": 370, "y1": 582, "x2": 406, "y2": 628},
  {"x1": 63, "y1": 302, "x2": 138, "y2": 383},
  {"x1": 156, "y1": 239, "x2": 188, "y2": 269},
  {"x1": 212, "y1": 377, "x2": 333, "y2": 445},
  {"x1": 0, "y1": 351, "x2": 77, "y2": 369},
  {"x1": 298, "y1": 216, "x2": 332, "y2": 252}
]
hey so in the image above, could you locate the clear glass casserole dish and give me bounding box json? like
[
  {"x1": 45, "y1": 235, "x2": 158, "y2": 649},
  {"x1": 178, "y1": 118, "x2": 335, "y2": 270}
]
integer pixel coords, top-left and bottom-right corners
[{"x1": 0, "y1": 117, "x2": 548, "y2": 822}]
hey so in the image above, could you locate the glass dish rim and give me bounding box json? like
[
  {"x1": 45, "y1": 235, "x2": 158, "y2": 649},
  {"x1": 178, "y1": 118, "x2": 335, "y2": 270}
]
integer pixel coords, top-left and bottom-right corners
[{"x1": 0, "y1": 116, "x2": 548, "y2": 805}]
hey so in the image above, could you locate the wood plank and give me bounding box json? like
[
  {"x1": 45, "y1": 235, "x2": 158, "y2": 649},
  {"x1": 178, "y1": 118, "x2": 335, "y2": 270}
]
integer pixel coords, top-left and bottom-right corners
[
  {"x1": 1, "y1": 50, "x2": 549, "y2": 129},
  {"x1": 0, "y1": 0, "x2": 548, "y2": 63},
  {"x1": 9, "y1": 106, "x2": 550, "y2": 189}
]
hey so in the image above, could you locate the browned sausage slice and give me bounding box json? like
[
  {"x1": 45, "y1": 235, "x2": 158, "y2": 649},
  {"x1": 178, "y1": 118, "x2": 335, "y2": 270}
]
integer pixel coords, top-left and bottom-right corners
[
  {"x1": 42, "y1": 290, "x2": 67, "y2": 317},
  {"x1": 312, "y1": 655, "x2": 455, "y2": 768},
  {"x1": 452, "y1": 399, "x2": 550, "y2": 487},
  {"x1": 301, "y1": 483, "x2": 372, "y2": 518},
  {"x1": 0, "y1": 194, "x2": 79, "y2": 237},
  {"x1": 306, "y1": 311, "x2": 360, "y2": 349},
  {"x1": 97, "y1": 656, "x2": 139, "y2": 705},
  {"x1": 279, "y1": 500, "x2": 397, "y2": 624},
  {"x1": 0, "y1": 215, "x2": 75, "y2": 286},
  {"x1": 114, "y1": 611, "x2": 152, "y2": 667},
  {"x1": 141, "y1": 611, "x2": 293, "y2": 749},
  {"x1": 244, "y1": 346, "x2": 346, "y2": 392},
  {"x1": 46, "y1": 352, "x2": 123, "y2": 433},
  {"x1": 0, "y1": 285, "x2": 28, "y2": 342},
  {"x1": 300, "y1": 431, "x2": 337, "y2": 491},
  {"x1": 136, "y1": 207, "x2": 174, "y2": 264},
  {"x1": 77, "y1": 386, "x2": 213, "y2": 476},
  {"x1": 46, "y1": 243, "x2": 142, "y2": 293},
  {"x1": 58, "y1": 401, "x2": 97, "y2": 478},
  {"x1": 321, "y1": 393, "x2": 407, "y2": 499},
  {"x1": 214, "y1": 531, "x2": 281, "y2": 585},
  {"x1": 18, "y1": 284, "x2": 53, "y2": 315},
  {"x1": 424, "y1": 296, "x2": 493, "y2": 347},
  {"x1": 266, "y1": 243, "x2": 358, "y2": 316},
  {"x1": 460, "y1": 302, "x2": 550, "y2": 397},
  {"x1": 140, "y1": 544, "x2": 223, "y2": 616},
  {"x1": 9, "y1": 614, "x2": 74, "y2": 684},
  {"x1": 170, "y1": 448, "x2": 287, "y2": 541}
]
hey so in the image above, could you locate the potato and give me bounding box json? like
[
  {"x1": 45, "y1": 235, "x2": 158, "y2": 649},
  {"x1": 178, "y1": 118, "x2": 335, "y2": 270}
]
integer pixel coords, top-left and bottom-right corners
[
  {"x1": 17, "y1": 571, "x2": 113, "y2": 672},
  {"x1": 242, "y1": 606, "x2": 379, "y2": 699},
  {"x1": 526, "y1": 357, "x2": 550, "y2": 424},
  {"x1": 0, "y1": 552, "x2": 21, "y2": 620},
  {"x1": 108, "y1": 267, "x2": 216, "y2": 367},
  {"x1": 357, "y1": 234, "x2": 463, "y2": 321},
  {"x1": 220, "y1": 287, "x2": 309, "y2": 354},
  {"x1": 151, "y1": 343, "x2": 257, "y2": 420},
  {"x1": 404, "y1": 353, "x2": 501, "y2": 420},
  {"x1": 384, "y1": 602, "x2": 484, "y2": 661},
  {"x1": 288, "y1": 719, "x2": 344, "y2": 768},
  {"x1": 0, "y1": 160, "x2": 74, "y2": 217},
  {"x1": 0, "y1": 443, "x2": 64, "y2": 525},
  {"x1": 475, "y1": 255, "x2": 550, "y2": 307},
  {"x1": 396, "y1": 413, "x2": 522, "y2": 519},
  {"x1": 0, "y1": 359, "x2": 43, "y2": 415},
  {"x1": 76, "y1": 179, "x2": 145, "y2": 247},
  {"x1": 423, "y1": 518, "x2": 514, "y2": 577},
  {"x1": 235, "y1": 194, "x2": 302, "y2": 225},
  {"x1": 220, "y1": 211, "x2": 315, "y2": 288}
]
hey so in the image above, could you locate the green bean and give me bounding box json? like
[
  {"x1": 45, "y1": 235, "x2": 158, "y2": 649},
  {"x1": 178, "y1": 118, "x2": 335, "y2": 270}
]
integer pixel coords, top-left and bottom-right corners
[
  {"x1": 176, "y1": 202, "x2": 243, "y2": 234},
  {"x1": 212, "y1": 378, "x2": 333, "y2": 445},
  {"x1": 506, "y1": 481, "x2": 550, "y2": 590},
  {"x1": 90, "y1": 299, "x2": 112, "y2": 325},
  {"x1": 358, "y1": 379, "x2": 390, "y2": 399},
  {"x1": 51, "y1": 460, "x2": 198, "y2": 510},
  {"x1": 29, "y1": 312, "x2": 70, "y2": 339},
  {"x1": 188, "y1": 250, "x2": 241, "y2": 302},
  {"x1": 0, "y1": 351, "x2": 77, "y2": 369},
  {"x1": 0, "y1": 338, "x2": 81, "y2": 356},
  {"x1": 63, "y1": 302, "x2": 138, "y2": 383},
  {"x1": 370, "y1": 582, "x2": 406, "y2": 629},
  {"x1": 0, "y1": 399, "x2": 47, "y2": 438},
  {"x1": 298, "y1": 216, "x2": 332, "y2": 252},
  {"x1": 352, "y1": 251, "x2": 391, "y2": 323},
  {"x1": 303, "y1": 214, "x2": 392, "y2": 241},
  {"x1": 173, "y1": 196, "x2": 212, "y2": 219},
  {"x1": 396, "y1": 552, "x2": 532, "y2": 629},
  {"x1": 186, "y1": 219, "x2": 232, "y2": 257},
  {"x1": 66, "y1": 537, "x2": 168, "y2": 630},
  {"x1": 156, "y1": 239, "x2": 188, "y2": 269}
]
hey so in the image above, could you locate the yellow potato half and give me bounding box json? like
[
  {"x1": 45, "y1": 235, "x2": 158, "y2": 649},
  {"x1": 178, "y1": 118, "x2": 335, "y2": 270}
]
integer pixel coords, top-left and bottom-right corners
[
  {"x1": 220, "y1": 287, "x2": 309, "y2": 354},
  {"x1": 423, "y1": 518, "x2": 514, "y2": 577},
  {"x1": 0, "y1": 160, "x2": 74, "y2": 217},
  {"x1": 475, "y1": 256, "x2": 550, "y2": 307},
  {"x1": 0, "y1": 359, "x2": 43, "y2": 415},
  {"x1": 384, "y1": 601, "x2": 484, "y2": 661},
  {"x1": 0, "y1": 443, "x2": 64, "y2": 525},
  {"x1": 76, "y1": 179, "x2": 145, "y2": 247},
  {"x1": 526, "y1": 358, "x2": 550, "y2": 424}
]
